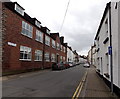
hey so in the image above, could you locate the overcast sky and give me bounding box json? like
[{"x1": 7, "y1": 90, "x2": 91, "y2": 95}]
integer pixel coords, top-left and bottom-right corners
[{"x1": 11, "y1": 0, "x2": 110, "y2": 55}]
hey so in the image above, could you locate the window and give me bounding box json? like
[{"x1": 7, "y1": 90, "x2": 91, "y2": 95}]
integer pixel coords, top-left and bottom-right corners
[
  {"x1": 51, "y1": 53, "x2": 56, "y2": 62},
  {"x1": 21, "y1": 21, "x2": 33, "y2": 38},
  {"x1": 61, "y1": 45, "x2": 63, "y2": 51},
  {"x1": 60, "y1": 56, "x2": 62, "y2": 61},
  {"x1": 36, "y1": 30, "x2": 43, "y2": 43},
  {"x1": 20, "y1": 46, "x2": 31, "y2": 60},
  {"x1": 45, "y1": 52, "x2": 50, "y2": 62},
  {"x1": 35, "y1": 50, "x2": 42, "y2": 61},
  {"x1": 45, "y1": 35, "x2": 50, "y2": 46},
  {"x1": 63, "y1": 57, "x2": 65, "y2": 61},
  {"x1": 52, "y1": 40, "x2": 55, "y2": 48},
  {"x1": 57, "y1": 43, "x2": 60, "y2": 50},
  {"x1": 15, "y1": 4, "x2": 24, "y2": 16},
  {"x1": 35, "y1": 20, "x2": 41, "y2": 28},
  {"x1": 63, "y1": 47, "x2": 66, "y2": 53},
  {"x1": 46, "y1": 29, "x2": 50, "y2": 35},
  {"x1": 105, "y1": 19, "x2": 108, "y2": 33}
]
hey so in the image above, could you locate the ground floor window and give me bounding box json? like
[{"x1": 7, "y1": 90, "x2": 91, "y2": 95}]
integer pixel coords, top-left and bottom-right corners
[
  {"x1": 35, "y1": 50, "x2": 42, "y2": 61},
  {"x1": 63, "y1": 57, "x2": 65, "y2": 61},
  {"x1": 60, "y1": 56, "x2": 62, "y2": 61},
  {"x1": 51, "y1": 53, "x2": 56, "y2": 62},
  {"x1": 20, "y1": 46, "x2": 31, "y2": 60},
  {"x1": 45, "y1": 52, "x2": 50, "y2": 62}
]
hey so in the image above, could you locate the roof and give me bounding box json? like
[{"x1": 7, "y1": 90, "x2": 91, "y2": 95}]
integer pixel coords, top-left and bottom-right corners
[
  {"x1": 3, "y1": 2, "x2": 43, "y2": 32},
  {"x1": 95, "y1": 2, "x2": 111, "y2": 40},
  {"x1": 50, "y1": 33, "x2": 59, "y2": 40}
]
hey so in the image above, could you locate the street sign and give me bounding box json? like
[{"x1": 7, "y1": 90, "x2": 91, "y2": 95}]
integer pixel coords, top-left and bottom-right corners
[{"x1": 108, "y1": 46, "x2": 112, "y2": 55}]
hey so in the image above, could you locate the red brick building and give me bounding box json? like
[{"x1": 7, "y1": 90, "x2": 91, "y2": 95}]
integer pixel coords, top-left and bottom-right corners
[{"x1": 1, "y1": 1, "x2": 67, "y2": 74}]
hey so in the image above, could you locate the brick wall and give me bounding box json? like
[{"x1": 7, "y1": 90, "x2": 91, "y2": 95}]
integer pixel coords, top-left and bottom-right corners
[
  {"x1": 0, "y1": 2, "x2": 2, "y2": 76},
  {"x1": 2, "y1": 4, "x2": 44, "y2": 72},
  {"x1": 2, "y1": 2, "x2": 67, "y2": 73}
]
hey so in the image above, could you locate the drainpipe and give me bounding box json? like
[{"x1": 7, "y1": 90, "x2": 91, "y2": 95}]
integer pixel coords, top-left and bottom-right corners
[
  {"x1": 42, "y1": 34, "x2": 45, "y2": 69},
  {"x1": 108, "y1": 2, "x2": 113, "y2": 94}
]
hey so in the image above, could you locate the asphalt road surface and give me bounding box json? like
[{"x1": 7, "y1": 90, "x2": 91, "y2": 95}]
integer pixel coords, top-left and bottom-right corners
[{"x1": 3, "y1": 64, "x2": 87, "y2": 97}]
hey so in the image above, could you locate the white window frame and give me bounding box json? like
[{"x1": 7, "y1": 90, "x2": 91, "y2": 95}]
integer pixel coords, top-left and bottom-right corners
[
  {"x1": 36, "y1": 30, "x2": 43, "y2": 43},
  {"x1": 21, "y1": 21, "x2": 33, "y2": 38},
  {"x1": 45, "y1": 35, "x2": 50, "y2": 46},
  {"x1": 34, "y1": 50, "x2": 42, "y2": 61},
  {"x1": 46, "y1": 29, "x2": 50, "y2": 35},
  {"x1": 60, "y1": 56, "x2": 62, "y2": 61},
  {"x1": 15, "y1": 4, "x2": 24, "y2": 16},
  {"x1": 52, "y1": 40, "x2": 55, "y2": 48},
  {"x1": 63, "y1": 47, "x2": 66, "y2": 53},
  {"x1": 57, "y1": 43, "x2": 60, "y2": 50},
  {"x1": 63, "y1": 57, "x2": 65, "y2": 61},
  {"x1": 35, "y1": 20, "x2": 41, "y2": 28},
  {"x1": 61, "y1": 45, "x2": 63, "y2": 51},
  {"x1": 20, "y1": 46, "x2": 32, "y2": 61},
  {"x1": 51, "y1": 53, "x2": 56, "y2": 62},
  {"x1": 45, "y1": 52, "x2": 50, "y2": 62}
]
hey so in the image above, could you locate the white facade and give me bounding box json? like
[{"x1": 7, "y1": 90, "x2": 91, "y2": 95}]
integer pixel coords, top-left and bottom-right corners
[
  {"x1": 67, "y1": 47, "x2": 74, "y2": 63},
  {"x1": 95, "y1": 2, "x2": 120, "y2": 89},
  {"x1": 88, "y1": 49, "x2": 92, "y2": 65}
]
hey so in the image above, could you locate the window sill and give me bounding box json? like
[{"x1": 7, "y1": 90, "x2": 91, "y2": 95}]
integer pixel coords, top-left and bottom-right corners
[
  {"x1": 45, "y1": 60, "x2": 50, "y2": 62},
  {"x1": 45, "y1": 44, "x2": 50, "y2": 47},
  {"x1": 34, "y1": 60, "x2": 42, "y2": 62},
  {"x1": 104, "y1": 73, "x2": 110, "y2": 78},
  {"x1": 19, "y1": 59, "x2": 31, "y2": 61},
  {"x1": 35, "y1": 39, "x2": 43, "y2": 44},
  {"x1": 21, "y1": 32, "x2": 32, "y2": 39}
]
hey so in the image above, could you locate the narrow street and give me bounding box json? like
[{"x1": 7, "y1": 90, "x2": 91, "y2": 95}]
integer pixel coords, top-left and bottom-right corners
[{"x1": 3, "y1": 64, "x2": 87, "y2": 97}]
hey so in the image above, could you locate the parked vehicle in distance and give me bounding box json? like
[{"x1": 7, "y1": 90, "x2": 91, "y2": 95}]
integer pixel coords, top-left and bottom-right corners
[
  {"x1": 52, "y1": 62, "x2": 65, "y2": 70},
  {"x1": 68, "y1": 62, "x2": 73, "y2": 67},
  {"x1": 64, "y1": 62, "x2": 70, "y2": 68},
  {"x1": 83, "y1": 63, "x2": 90, "y2": 68}
]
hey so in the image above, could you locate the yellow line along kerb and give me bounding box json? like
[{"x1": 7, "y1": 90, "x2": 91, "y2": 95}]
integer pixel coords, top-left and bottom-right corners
[{"x1": 72, "y1": 71, "x2": 87, "y2": 99}]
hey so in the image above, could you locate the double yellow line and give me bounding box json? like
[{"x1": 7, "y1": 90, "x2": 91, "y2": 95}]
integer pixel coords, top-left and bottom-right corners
[{"x1": 72, "y1": 71, "x2": 87, "y2": 99}]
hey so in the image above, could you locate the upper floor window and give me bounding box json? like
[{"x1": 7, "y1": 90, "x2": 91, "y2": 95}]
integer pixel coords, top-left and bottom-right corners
[
  {"x1": 35, "y1": 20, "x2": 41, "y2": 28},
  {"x1": 63, "y1": 47, "x2": 66, "y2": 53},
  {"x1": 45, "y1": 52, "x2": 50, "y2": 62},
  {"x1": 105, "y1": 19, "x2": 108, "y2": 33},
  {"x1": 52, "y1": 40, "x2": 55, "y2": 48},
  {"x1": 22, "y1": 21, "x2": 33, "y2": 38},
  {"x1": 57, "y1": 43, "x2": 60, "y2": 50},
  {"x1": 45, "y1": 35, "x2": 50, "y2": 46},
  {"x1": 61, "y1": 45, "x2": 63, "y2": 51},
  {"x1": 35, "y1": 50, "x2": 42, "y2": 61},
  {"x1": 20, "y1": 46, "x2": 31, "y2": 60},
  {"x1": 36, "y1": 30, "x2": 43, "y2": 43},
  {"x1": 46, "y1": 29, "x2": 50, "y2": 35},
  {"x1": 15, "y1": 4, "x2": 24, "y2": 16}
]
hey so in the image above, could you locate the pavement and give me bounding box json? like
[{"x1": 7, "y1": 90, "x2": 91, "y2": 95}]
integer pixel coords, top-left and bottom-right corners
[{"x1": 80, "y1": 66, "x2": 118, "y2": 98}]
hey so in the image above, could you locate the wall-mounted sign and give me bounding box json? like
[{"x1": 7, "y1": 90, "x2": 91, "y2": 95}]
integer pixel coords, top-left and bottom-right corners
[
  {"x1": 108, "y1": 46, "x2": 112, "y2": 55},
  {"x1": 8, "y1": 42, "x2": 17, "y2": 47}
]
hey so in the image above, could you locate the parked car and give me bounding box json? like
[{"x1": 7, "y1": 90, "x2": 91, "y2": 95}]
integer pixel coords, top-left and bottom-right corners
[
  {"x1": 52, "y1": 62, "x2": 65, "y2": 70},
  {"x1": 64, "y1": 62, "x2": 70, "y2": 68},
  {"x1": 83, "y1": 63, "x2": 90, "y2": 68},
  {"x1": 68, "y1": 62, "x2": 73, "y2": 67}
]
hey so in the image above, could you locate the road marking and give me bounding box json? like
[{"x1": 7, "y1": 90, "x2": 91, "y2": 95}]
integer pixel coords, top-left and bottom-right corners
[{"x1": 72, "y1": 71, "x2": 87, "y2": 99}]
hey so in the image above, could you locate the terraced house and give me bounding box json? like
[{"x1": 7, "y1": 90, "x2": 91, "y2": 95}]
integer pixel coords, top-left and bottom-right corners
[
  {"x1": 1, "y1": 1, "x2": 67, "y2": 74},
  {"x1": 95, "y1": 1, "x2": 120, "y2": 94}
]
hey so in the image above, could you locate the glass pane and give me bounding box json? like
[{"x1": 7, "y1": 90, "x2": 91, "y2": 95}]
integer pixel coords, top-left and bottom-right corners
[
  {"x1": 24, "y1": 53, "x2": 28, "y2": 59},
  {"x1": 20, "y1": 52, "x2": 24, "y2": 59}
]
